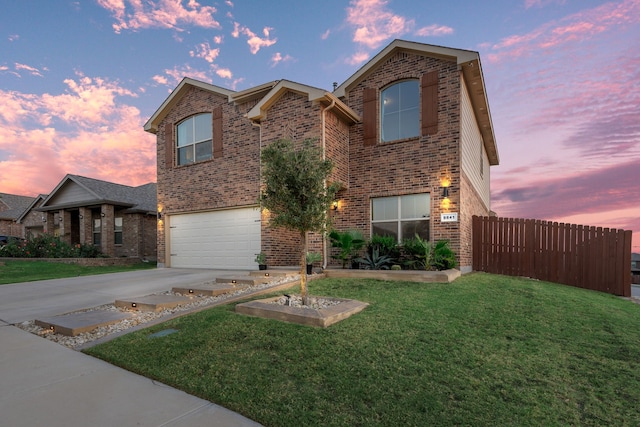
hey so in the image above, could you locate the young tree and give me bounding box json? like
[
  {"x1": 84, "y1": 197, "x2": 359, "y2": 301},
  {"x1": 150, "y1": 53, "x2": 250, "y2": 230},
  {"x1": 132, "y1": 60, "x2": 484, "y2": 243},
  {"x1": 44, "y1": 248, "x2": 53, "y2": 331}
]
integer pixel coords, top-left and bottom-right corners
[{"x1": 260, "y1": 139, "x2": 339, "y2": 305}]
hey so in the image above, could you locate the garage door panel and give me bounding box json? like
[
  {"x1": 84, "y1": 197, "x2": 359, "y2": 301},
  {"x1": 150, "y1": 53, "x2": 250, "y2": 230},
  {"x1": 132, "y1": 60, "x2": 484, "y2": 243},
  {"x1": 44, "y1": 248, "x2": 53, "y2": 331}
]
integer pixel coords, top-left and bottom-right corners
[{"x1": 169, "y1": 208, "x2": 261, "y2": 269}]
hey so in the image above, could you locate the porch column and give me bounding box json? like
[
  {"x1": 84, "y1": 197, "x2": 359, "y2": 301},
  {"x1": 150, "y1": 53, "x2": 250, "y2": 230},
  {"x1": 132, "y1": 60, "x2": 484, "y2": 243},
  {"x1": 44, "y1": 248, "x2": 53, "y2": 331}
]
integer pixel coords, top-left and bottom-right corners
[
  {"x1": 100, "y1": 204, "x2": 115, "y2": 257},
  {"x1": 44, "y1": 212, "x2": 55, "y2": 234},
  {"x1": 79, "y1": 207, "x2": 92, "y2": 245},
  {"x1": 58, "y1": 210, "x2": 72, "y2": 244}
]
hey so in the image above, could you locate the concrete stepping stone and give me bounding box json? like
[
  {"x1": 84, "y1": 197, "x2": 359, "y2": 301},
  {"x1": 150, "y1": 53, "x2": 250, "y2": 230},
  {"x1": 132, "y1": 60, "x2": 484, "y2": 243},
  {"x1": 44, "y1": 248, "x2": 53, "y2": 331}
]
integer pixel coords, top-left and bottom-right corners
[
  {"x1": 35, "y1": 311, "x2": 134, "y2": 337},
  {"x1": 114, "y1": 295, "x2": 191, "y2": 312},
  {"x1": 172, "y1": 283, "x2": 247, "y2": 296},
  {"x1": 215, "y1": 275, "x2": 264, "y2": 285}
]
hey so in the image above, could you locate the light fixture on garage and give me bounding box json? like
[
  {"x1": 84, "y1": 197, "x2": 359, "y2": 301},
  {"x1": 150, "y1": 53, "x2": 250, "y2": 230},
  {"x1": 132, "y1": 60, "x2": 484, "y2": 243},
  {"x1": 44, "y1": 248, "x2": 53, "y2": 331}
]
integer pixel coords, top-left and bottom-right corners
[
  {"x1": 131, "y1": 303, "x2": 137, "y2": 308},
  {"x1": 264, "y1": 273, "x2": 270, "y2": 277},
  {"x1": 101, "y1": 212, "x2": 106, "y2": 217},
  {"x1": 231, "y1": 280, "x2": 237, "y2": 284},
  {"x1": 157, "y1": 211, "x2": 163, "y2": 220},
  {"x1": 188, "y1": 289, "x2": 194, "y2": 294},
  {"x1": 331, "y1": 200, "x2": 339, "y2": 211}
]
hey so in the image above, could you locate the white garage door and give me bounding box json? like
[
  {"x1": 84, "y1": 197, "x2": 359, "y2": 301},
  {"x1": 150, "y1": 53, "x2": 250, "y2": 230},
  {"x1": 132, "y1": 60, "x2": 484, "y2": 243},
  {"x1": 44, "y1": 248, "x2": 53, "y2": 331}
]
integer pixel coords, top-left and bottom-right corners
[{"x1": 168, "y1": 208, "x2": 261, "y2": 269}]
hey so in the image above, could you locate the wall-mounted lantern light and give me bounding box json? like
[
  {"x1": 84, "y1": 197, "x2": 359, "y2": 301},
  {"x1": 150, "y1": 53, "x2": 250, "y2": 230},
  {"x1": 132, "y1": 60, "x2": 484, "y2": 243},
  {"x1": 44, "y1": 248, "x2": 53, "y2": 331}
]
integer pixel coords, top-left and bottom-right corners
[
  {"x1": 331, "y1": 200, "x2": 339, "y2": 211},
  {"x1": 442, "y1": 187, "x2": 450, "y2": 198}
]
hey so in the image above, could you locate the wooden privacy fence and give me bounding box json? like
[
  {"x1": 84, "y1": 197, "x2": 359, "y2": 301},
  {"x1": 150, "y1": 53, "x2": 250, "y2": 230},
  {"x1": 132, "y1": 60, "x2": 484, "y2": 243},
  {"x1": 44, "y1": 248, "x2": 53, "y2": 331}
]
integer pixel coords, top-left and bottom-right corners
[{"x1": 472, "y1": 216, "x2": 632, "y2": 297}]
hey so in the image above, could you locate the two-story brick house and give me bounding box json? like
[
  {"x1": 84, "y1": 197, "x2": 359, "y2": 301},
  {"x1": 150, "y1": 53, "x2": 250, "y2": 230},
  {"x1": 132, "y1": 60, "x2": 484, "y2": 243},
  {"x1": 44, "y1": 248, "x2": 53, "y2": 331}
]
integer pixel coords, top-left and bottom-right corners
[{"x1": 145, "y1": 39, "x2": 499, "y2": 272}]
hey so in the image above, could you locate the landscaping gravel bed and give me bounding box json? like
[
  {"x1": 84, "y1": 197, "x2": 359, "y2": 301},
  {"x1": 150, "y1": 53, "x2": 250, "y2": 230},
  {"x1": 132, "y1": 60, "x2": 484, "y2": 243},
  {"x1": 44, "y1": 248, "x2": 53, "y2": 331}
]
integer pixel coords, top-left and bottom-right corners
[{"x1": 17, "y1": 275, "x2": 301, "y2": 349}]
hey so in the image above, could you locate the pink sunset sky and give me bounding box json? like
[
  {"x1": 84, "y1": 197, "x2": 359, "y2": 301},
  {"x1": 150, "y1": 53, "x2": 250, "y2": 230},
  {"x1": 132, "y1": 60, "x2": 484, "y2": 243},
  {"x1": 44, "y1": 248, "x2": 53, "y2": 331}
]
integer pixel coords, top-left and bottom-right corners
[{"x1": 1, "y1": 0, "x2": 638, "y2": 251}]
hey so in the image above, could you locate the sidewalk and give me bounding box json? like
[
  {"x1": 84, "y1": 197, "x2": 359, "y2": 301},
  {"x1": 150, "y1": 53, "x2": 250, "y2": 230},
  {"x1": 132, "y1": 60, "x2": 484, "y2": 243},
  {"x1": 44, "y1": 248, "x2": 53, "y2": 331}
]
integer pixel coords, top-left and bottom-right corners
[{"x1": 0, "y1": 269, "x2": 264, "y2": 427}]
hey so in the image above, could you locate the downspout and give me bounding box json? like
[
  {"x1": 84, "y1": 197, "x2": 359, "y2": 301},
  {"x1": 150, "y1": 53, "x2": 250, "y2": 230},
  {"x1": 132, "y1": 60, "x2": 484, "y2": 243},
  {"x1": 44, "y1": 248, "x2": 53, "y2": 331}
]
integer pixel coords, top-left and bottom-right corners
[
  {"x1": 321, "y1": 98, "x2": 336, "y2": 270},
  {"x1": 251, "y1": 119, "x2": 263, "y2": 259}
]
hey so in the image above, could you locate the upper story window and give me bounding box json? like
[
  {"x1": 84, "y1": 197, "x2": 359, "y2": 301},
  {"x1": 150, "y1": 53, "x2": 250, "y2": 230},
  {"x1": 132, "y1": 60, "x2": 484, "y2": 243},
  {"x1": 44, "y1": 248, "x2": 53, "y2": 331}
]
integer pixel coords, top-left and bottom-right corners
[
  {"x1": 177, "y1": 113, "x2": 212, "y2": 165},
  {"x1": 380, "y1": 80, "x2": 420, "y2": 142}
]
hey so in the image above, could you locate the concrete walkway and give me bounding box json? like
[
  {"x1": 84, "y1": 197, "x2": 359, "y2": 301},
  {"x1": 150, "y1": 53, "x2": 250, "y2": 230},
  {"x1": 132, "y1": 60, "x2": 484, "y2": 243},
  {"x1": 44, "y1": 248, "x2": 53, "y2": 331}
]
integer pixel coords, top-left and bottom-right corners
[{"x1": 0, "y1": 269, "x2": 263, "y2": 427}]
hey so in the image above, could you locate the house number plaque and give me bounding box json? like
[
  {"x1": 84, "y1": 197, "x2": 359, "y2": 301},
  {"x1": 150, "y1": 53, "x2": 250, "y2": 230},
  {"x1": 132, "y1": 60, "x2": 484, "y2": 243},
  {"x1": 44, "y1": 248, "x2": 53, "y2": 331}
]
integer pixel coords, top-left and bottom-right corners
[{"x1": 441, "y1": 213, "x2": 458, "y2": 222}]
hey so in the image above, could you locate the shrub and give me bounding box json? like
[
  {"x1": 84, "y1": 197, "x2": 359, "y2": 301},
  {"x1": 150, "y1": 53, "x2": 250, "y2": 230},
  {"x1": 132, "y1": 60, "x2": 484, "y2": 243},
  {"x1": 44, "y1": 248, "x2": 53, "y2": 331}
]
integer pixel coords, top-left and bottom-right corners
[
  {"x1": 0, "y1": 233, "x2": 103, "y2": 258},
  {"x1": 329, "y1": 230, "x2": 365, "y2": 269},
  {"x1": 367, "y1": 234, "x2": 400, "y2": 261},
  {"x1": 401, "y1": 236, "x2": 457, "y2": 271},
  {"x1": 355, "y1": 248, "x2": 394, "y2": 270}
]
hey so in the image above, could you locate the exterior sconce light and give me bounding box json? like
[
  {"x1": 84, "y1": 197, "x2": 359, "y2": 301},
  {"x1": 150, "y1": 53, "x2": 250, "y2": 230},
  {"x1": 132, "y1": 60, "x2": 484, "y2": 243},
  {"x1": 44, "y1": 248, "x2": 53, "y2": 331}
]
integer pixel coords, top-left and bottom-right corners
[
  {"x1": 157, "y1": 211, "x2": 163, "y2": 220},
  {"x1": 331, "y1": 201, "x2": 339, "y2": 211},
  {"x1": 442, "y1": 187, "x2": 450, "y2": 198},
  {"x1": 101, "y1": 212, "x2": 106, "y2": 217},
  {"x1": 59, "y1": 216, "x2": 63, "y2": 222},
  {"x1": 79, "y1": 214, "x2": 83, "y2": 219},
  {"x1": 42, "y1": 217, "x2": 46, "y2": 223}
]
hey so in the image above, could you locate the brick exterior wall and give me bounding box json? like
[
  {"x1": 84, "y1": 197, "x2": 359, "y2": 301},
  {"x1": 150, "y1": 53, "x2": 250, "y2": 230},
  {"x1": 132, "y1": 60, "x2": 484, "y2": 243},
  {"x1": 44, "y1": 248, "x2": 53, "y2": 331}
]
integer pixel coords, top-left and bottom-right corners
[
  {"x1": 332, "y1": 52, "x2": 464, "y2": 266},
  {"x1": 156, "y1": 86, "x2": 262, "y2": 265},
  {"x1": 153, "y1": 47, "x2": 493, "y2": 269}
]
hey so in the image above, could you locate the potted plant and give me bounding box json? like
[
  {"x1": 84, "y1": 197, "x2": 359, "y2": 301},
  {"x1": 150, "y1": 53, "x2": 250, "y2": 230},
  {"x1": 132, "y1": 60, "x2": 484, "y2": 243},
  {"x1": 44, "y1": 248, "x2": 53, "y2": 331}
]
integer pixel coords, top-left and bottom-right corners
[
  {"x1": 305, "y1": 252, "x2": 322, "y2": 274},
  {"x1": 255, "y1": 252, "x2": 267, "y2": 270}
]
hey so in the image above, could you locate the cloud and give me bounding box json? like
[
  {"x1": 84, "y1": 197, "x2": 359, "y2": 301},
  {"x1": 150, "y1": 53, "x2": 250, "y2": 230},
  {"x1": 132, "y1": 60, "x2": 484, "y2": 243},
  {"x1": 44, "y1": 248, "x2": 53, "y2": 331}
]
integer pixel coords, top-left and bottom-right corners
[
  {"x1": 487, "y1": 0, "x2": 640, "y2": 62},
  {"x1": 153, "y1": 64, "x2": 211, "y2": 87},
  {"x1": 189, "y1": 42, "x2": 220, "y2": 63},
  {"x1": 492, "y1": 158, "x2": 640, "y2": 220},
  {"x1": 321, "y1": 29, "x2": 331, "y2": 40},
  {"x1": 0, "y1": 75, "x2": 155, "y2": 196},
  {"x1": 346, "y1": 51, "x2": 370, "y2": 65},
  {"x1": 415, "y1": 24, "x2": 454, "y2": 37},
  {"x1": 8, "y1": 34, "x2": 19, "y2": 42},
  {"x1": 97, "y1": 0, "x2": 221, "y2": 33},
  {"x1": 231, "y1": 22, "x2": 277, "y2": 54},
  {"x1": 346, "y1": 0, "x2": 414, "y2": 49},
  {"x1": 524, "y1": 0, "x2": 566, "y2": 9},
  {"x1": 214, "y1": 67, "x2": 232, "y2": 79},
  {"x1": 270, "y1": 52, "x2": 294, "y2": 68},
  {"x1": 15, "y1": 63, "x2": 47, "y2": 77}
]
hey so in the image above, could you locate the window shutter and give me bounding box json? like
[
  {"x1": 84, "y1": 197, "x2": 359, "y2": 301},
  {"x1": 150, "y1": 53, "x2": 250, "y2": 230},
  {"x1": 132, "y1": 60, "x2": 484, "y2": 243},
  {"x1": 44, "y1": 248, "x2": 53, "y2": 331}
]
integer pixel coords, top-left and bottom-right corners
[
  {"x1": 164, "y1": 122, "x2": 173, "y2": 168},
  {"x1": 212, "y1": 107, "x2": 223, "y2": 158},
  {"x1": 421, "y1": 71, "x2": 438, "y2": 135},
  {"x1": 362, "y1": 87, "x2": 377, "y2": 146}
]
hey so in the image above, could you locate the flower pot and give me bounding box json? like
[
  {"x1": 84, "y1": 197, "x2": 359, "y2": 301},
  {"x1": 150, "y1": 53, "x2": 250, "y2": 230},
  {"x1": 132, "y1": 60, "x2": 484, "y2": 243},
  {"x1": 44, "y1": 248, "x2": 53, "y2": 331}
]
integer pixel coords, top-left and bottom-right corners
[
  {"x1": 258, "y1": 264, "x2": 267, "y2": 270},
  {"x1": 306, "y1": 264, "x2": 313, "y2": 275}
]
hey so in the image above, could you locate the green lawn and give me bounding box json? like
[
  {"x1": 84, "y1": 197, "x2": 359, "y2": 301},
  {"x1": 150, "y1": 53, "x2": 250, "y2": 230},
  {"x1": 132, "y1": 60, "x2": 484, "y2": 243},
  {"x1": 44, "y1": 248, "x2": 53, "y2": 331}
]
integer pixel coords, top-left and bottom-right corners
[
  {"x1": 0, "y1": 260, "x2": 157, "y2": 284},
  {"x1": 85, "y1": 273, "x2": 640, "y2": 426}
]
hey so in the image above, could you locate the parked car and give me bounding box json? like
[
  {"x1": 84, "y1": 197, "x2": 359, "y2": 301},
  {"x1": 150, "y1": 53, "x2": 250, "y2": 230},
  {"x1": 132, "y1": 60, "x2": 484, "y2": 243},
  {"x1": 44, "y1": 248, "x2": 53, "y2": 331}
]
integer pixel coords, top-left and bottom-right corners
[{"x1": 0, "y1": 235, "x2": 24, "y2": 246}]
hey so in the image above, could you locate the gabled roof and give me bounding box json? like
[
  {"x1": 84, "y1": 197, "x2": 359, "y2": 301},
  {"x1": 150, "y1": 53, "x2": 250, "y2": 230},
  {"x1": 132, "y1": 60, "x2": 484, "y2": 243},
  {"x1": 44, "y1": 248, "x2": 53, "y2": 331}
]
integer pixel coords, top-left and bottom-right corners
[
  {"x1": 246, "y1": 79, "x2": 360, "y2": 124},
  {"x1": 144, "y1": 78, "x2": 236, "y2": 134},
  {"x1": 38, "y1": 174, "x2": 157, "y2": 214},
  {"x1": 0, "y1": 193, "x2": 36, "y2": 221},
  {"x1": 334, "y1": 39, "x2": 499, "y2": 166},
  {"x1": 16, "y1": 194, "x2": 47, "y2": 223}
]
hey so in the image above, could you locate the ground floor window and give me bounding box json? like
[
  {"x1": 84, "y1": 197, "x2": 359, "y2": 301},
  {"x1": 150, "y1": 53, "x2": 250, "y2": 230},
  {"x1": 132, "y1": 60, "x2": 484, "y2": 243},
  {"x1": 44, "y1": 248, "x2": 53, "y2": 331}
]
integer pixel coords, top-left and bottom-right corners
[
  {"x1": 93, "y1": 219, "x2": 101, "y2": 245},
  {"x1": 114, "y1": 217, "x2": 123, "y2": 245},
  {"x1": 371, "y1": 193, "x2": 430, "y2": 242}
]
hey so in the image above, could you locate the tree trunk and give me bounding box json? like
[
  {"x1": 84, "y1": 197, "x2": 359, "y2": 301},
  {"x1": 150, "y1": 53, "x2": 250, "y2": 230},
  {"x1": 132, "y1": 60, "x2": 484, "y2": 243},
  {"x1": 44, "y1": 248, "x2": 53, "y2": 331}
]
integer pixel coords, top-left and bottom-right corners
[{"x1": 300, "y1": 231, "x2": 308, "y2": 305}]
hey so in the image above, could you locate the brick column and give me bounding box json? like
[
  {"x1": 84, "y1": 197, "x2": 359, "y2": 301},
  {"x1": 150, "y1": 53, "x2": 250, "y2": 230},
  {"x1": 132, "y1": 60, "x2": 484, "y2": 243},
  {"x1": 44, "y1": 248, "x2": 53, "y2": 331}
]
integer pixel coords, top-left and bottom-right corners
[
  {"x1": 58, "y1": 210, "x2": 72, "y2": 244},
  {"x1": 44, "y1": 212, "x2": 55, "y2": 234},
  {"x1": 100, "y1": 204, "x2": 115, "y2": 257},
  {"x1": 79, "y1": 207, "x2": 92, "y2": 245}
]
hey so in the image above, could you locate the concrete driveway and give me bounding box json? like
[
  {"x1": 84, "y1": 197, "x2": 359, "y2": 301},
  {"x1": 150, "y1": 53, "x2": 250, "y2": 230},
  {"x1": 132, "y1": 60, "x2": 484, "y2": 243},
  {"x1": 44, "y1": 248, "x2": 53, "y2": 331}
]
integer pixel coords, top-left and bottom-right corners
[
  {"x1": 0, "y1": 268, "x2": 262, "y2": 427},
  {"x1": 0, "y1": 268, "x2": 240, "y2": 324}
]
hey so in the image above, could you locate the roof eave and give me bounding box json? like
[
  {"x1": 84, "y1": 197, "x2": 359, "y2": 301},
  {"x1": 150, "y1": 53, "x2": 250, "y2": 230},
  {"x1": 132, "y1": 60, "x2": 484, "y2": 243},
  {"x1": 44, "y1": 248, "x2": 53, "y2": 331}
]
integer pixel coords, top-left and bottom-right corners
[{"x1": 144, "y1": 78, "x2": 235, "y2": 134}]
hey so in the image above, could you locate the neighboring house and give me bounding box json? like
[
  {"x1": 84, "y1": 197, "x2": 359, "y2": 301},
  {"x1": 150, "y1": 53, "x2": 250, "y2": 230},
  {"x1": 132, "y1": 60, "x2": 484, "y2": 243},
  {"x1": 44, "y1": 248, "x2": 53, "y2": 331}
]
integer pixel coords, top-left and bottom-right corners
[
  {"x1": 145, "y1": 39, "x2": 499, "y2": 271},
  {"x1": 27, "y1": 174, "x2": 158, "y2": 260},
  {"x1": 0, "y1": 193, "x2": 36, "y2": 238},
  {"x1": 16, "y1": 194, "x2": 48, "y2": 238},
  {"x1": 632, "y1": 253, "x2": 640, "y2": 284}
]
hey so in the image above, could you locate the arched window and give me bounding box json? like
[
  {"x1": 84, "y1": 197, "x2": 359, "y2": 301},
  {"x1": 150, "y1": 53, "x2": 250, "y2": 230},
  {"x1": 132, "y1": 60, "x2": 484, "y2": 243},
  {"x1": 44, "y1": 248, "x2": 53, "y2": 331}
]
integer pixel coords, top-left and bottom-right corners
[
  {"x1": 176, "y1": 113, "x2": 212, "y2": 165},
  {"x1": 380, "y1": 80, "x2": 419, "y2": 142}
]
